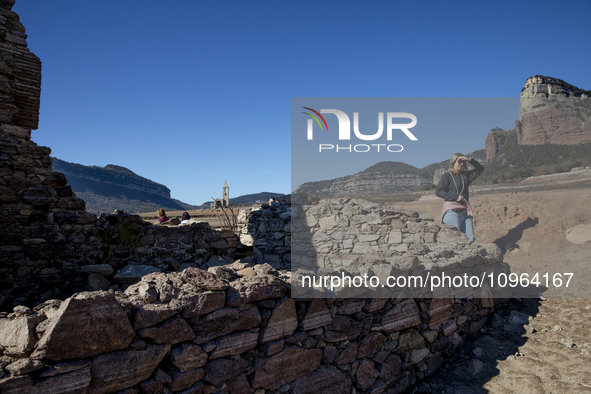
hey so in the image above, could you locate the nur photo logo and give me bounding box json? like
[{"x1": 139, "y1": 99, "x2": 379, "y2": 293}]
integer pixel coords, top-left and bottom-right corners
[{"x1": 302, "y1": 107, "x2": 418, "y2": 153}]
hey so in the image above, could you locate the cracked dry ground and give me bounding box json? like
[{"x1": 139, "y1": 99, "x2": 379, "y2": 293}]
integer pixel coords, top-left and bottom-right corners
[{"x1": 398, "y1": 187, "x2": 591, "y2": 393}]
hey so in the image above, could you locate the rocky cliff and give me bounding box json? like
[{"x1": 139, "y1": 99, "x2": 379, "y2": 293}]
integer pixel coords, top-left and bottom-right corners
[
  {"x1": 517, "y1": 76, "x2": 591, "y2": 146},
  {"x1": 485, "y1": 76, "x2": 591, "y2": 161},
  {"x1": 51, "y1": 158, "x2": 185, "y2": 213},
  {"x1": 485, "y1": 128, "x2": 515, "y2": 162}
]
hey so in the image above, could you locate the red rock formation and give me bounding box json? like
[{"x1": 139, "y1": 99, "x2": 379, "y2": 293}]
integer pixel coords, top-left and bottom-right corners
[
  {"x1": 517, "y1": 76, "x2": 591, "y2": 145},
  {"x1": 485, "y1": 128, "x2": 515, "y2": 162}
]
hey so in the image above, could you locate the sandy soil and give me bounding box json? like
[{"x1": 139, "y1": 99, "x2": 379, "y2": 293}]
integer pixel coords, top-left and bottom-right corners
[{"x1": 394, "y1": 186, "x2": 591, "y2": 393}]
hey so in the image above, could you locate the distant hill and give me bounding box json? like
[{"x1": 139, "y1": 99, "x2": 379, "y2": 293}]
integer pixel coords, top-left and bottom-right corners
[
  {"x1": 53, "y1": 158, "x2": 287, "y2": 213},
  {"x1": 52, "y1": 158, "x2": 186, "y2": 214},
  {"x1": 295, "y1": 149, "x2": 486, "y2": 198},
  {"x1": 199, "y1": 192, "x2": 286, "y2": 207}
]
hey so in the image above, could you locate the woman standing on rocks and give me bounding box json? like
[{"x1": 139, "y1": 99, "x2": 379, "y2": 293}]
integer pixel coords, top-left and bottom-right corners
[{"x1": 436, "y1": 153, "x2": 484, "y2": 242}]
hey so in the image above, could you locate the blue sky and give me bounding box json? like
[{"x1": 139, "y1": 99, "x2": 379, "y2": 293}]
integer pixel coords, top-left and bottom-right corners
[{"x1": 13, "y1": 0, "x2": 591, "y2": 205}]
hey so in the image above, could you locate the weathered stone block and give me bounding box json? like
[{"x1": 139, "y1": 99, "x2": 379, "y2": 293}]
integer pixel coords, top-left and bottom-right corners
[
  {"x1": 88, "y1": 344, "x2": 169, "y2": 394},
  {"x1": 252, "y1": 346, "x2": 322, "y2": 390},
  {"x1": 170, "y1": 343, "x2": 208, "y2": 373},
  {"x1": 181, "y1": 291, "x2": 226, "y2": 320},
  {"x1": 298, "y1": 298, "x2": 332, "y2": 331},
  {"x1": 168, "y1": 368, "x2": 204, "y2": 392},
  {"x1": 226, "y1": 275, "x2": 288, "y2": 307},
  {"x1": 378, "y1": 299, "x2": 421, "y2": 333},
  {"x1": 428, "y1": 298, "x2": 452, "y2": 330},
  {"x1": 191, "y1": 304, "x2": 261, "y2": 344},
  {"x1": 259, "y1": 297, "x2": 297, "y2": 344},
  {"x1": 323, "y1": 315, "x2": 362, "y2": 342},
  {"x1": 138, "y1": 315, "x2": 195, "y2": 344},
  {"x1": 209, "y1": 331, "x2": 258, "y2": 360},
  {"x1": 32, "y1": 292, "x2": 135, "y2": 361},
  {"x1": 355, "y1": 359, "x2": 378, "y2": 391},
  {"x1": 357, "y1": 331, "x2": 386, "y2": 359},
  {"x1": 29, "y1": 365, "x2": 91, "y2": 394},
  {"x1": 0, "y1": 315, "x2": 38, "y2": 357}
]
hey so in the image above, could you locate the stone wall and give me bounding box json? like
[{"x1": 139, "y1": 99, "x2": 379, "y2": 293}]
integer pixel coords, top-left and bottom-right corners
[
  {"x1": 0, "y1": 210, "x2": 239, "y2": 309},
  {"x1": 0, "y1": 0, "x2": 91, "y2": 306},
  {"x1": 0, "y1": 262, "x2": 505, "y2": 394},
  {"x1": 0, "y1": 2, "x2": 513, "y2": 392},
  {"x1": 236, "y1": 203, "x2": 291, "y2": 270}
]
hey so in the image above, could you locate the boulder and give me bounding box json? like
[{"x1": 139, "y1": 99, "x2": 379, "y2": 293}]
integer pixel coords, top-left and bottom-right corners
[
  {"x1": 566, "y1": 224, "x2": 591, "y2": 244},
  {"x1": 87, "y1": 274, "x2": 112, "y2": 292},
  {"x1": 205, "y1": 255, "x2": 228, "y2": 268},
  {"x1": 31, "y1": 292, "x2": 135, "y2": 361},
  {"x1": 5, "y1": 359, "x2": 45, "y2": 375}
]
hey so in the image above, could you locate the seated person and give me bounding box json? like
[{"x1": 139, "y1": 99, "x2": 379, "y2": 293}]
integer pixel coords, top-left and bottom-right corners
[
  {"x1": 180, "y1": 212, "x2": 191, "y2": 224},
  {"x1": 157, "y1": 208, "x2": 169, "y2": 223}
]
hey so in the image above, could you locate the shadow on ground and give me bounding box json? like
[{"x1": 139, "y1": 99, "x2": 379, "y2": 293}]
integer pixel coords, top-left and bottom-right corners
[
  {"x1": 493, "y1": 217, "x2": 539, "y2": 253},
  {"x1": 412, "y1": 219, "x2": 544, "y2": 393}
]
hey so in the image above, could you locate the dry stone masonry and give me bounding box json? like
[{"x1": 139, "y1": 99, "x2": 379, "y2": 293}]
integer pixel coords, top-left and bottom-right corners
[
  {"x1": 0, "y1": 1, "x2": 516, "y2": 392},
  {"x1": 236, "y1": 203, "x2": 291, "y2": 271},
  {"x1": 0, "y1": 262, "x2": 509, "y2": 394},
  {"x1": 290, "y1": 198, "x2": 510, "y2": 300}
]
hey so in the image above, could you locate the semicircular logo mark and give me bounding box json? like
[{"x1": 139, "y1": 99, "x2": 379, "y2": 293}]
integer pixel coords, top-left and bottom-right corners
[{"x1": 303, "y1": 107, "x2": 329, "y2": 131}]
